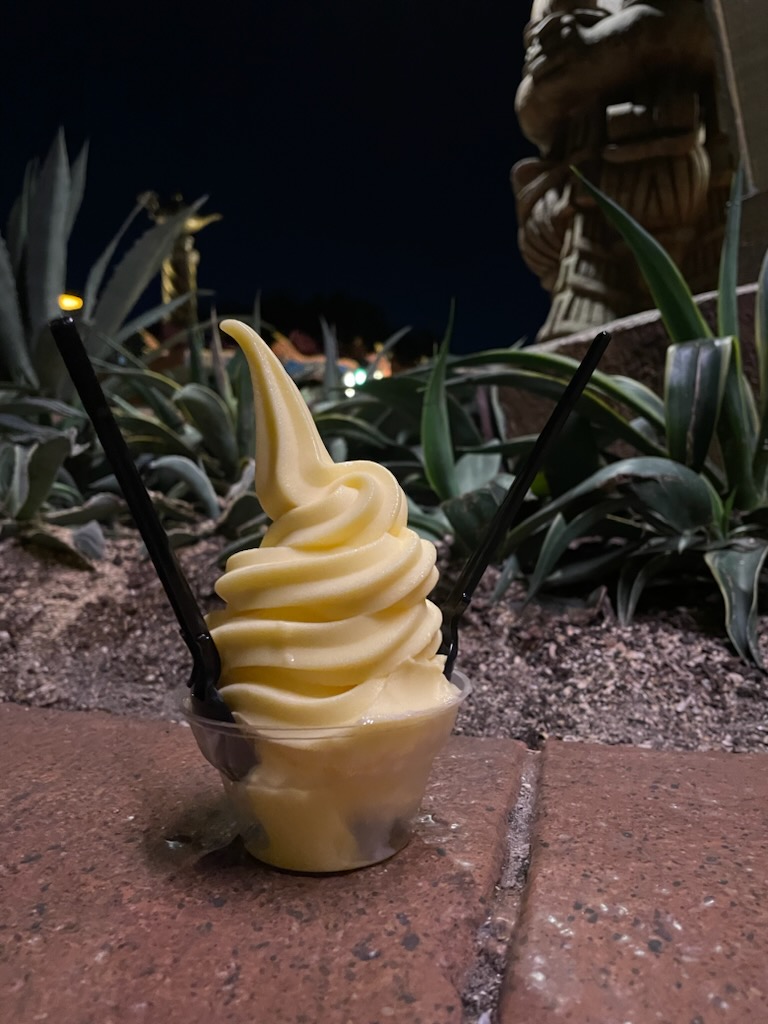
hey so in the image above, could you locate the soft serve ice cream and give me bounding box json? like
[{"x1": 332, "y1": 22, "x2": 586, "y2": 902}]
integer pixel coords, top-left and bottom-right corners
[{"x1": 203, "y1": 320, "x2": 464, "y2": 871}]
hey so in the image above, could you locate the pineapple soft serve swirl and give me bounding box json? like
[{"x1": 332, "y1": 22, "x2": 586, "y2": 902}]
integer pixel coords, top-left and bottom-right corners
[{"x1": 207, "y1": 320, "x2": 455, "y2": 729}]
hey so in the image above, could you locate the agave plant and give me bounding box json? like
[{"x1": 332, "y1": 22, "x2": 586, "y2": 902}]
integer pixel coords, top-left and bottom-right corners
[
  {"x1": 0, "y1": 129, "x2": 209, "y2": 559},
  {"x1": 311, "y1": 172, "x2": 768, "y2": 666},
  {"x1": 483, "y1": 168, "x2": 768, "y2": 667}
]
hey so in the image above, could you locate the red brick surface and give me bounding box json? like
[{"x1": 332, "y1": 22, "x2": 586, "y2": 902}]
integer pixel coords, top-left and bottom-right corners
[
  {"x1": 0, "y1": 704, "x2": 527, "y2": 1024},
  {"x1": 501, "y1": 741, "x2": 768, "y2": 1024}
]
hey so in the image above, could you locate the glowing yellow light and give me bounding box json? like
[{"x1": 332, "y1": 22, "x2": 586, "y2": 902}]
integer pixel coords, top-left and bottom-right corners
[{"x1": 58, "y1": 293, "x2": 83, "y2": 311}]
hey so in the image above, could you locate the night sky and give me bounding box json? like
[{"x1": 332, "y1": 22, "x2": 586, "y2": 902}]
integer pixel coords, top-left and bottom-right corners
[{"x1": 6, "y1": 1, "x2": 548, "y2": 352}]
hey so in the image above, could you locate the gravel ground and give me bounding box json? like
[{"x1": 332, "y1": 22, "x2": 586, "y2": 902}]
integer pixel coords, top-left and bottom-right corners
[{"x1": 2, "y1": 534, "x2": 767, "y2": 752}]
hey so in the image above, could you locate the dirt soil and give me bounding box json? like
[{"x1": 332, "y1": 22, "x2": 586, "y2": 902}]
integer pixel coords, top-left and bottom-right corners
[{"x1": 2, "y1": 533, "x2": 767, "y2": 752}]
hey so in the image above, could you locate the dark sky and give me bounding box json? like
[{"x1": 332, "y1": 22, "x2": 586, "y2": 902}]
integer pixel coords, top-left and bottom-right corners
[{"x1": 6, "y1": 1, "x2": 548, "y2": 351}]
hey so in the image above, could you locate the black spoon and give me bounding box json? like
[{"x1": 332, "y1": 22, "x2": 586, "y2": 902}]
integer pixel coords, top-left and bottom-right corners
[
  {"x1": 439, "y1": 330, "x2": 613, "y2": 679},
  {"x1": 49, "y1": 316, "x2": 255, "y2": 780}
]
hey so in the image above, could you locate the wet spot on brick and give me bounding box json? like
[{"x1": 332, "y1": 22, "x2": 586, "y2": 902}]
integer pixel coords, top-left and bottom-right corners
[
  {"x1": 197, "y1": 921, "x2": 213, "y2": 934},
  {"x1": 396, "y1": 912, "x2": 410, "y2": 926},
  {"x1": 401, "y1": 932, "x2": 420, "y2": 951},
  {"x1": 20, "y1": 852, "x2": 41, "y2": 864},
  {"x1": 647, "y1": 939, "x2": 663, "y2": 954},
  {"x1": 209, "y1": 895, "x2": 227, "y2": 908}
]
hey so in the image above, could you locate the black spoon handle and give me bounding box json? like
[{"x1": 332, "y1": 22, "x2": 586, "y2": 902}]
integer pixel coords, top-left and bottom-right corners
[
  {"x1": 442, "y1": 329, "x2": 613, "y2": 628},
  {"x1": 48, "y1": 316, "x2": 218, "y2": 679}
]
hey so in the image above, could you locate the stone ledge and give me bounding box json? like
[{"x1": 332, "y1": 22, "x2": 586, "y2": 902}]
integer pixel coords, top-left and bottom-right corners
[{"x1": 0, "y1": 703, "x2": 528, "y2": 1024}]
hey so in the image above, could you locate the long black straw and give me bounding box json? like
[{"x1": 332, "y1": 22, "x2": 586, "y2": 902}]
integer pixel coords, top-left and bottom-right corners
[
  {"x1": 48, "y1": 316, "x2": 223, "y2": 705},
  {"x1": 441, "y1": 330, "x2": 612, "y2": 676}
]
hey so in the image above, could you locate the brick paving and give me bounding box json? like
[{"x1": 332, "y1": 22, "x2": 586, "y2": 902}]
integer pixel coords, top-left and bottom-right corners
[
  {"x1": 500, "y1": 742, "x2": 768, "y2": 1024},
  {"x1": 2, "y1": 703, "x2": 767, "y2": 1023},
  {"x1": 0, "y1": 704, "x2": 526, "y2": 1024}
]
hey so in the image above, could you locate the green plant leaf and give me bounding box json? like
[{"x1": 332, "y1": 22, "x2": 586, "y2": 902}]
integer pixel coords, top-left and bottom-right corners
[
  {"x1": 0, "y1": 394, "x2": 83, "y2": 420},
  {"x1": 148, "y1": 455, "x2": 220, "y2": 518},
  {"x1": 458, "y1": 435, "x2": 538, "y2": 459},
  {"x1": 89, "y1": 197, "x2": 205, "y2": 345},
  {"x1": 21, "y1": 524, "x2": 97, "y2": 569},
  {"x1": 367, "y1": 326, "x2": 411, "y2": 378},
  {"x1": 4, "y1": 444, "x2": 30, "y2": 517},
  {"x1": 752, "y1": 249, "x2": 768, "y2": 495},
  {"x1": 574, "y1": 168, "x2": 711, "y2": 343},
  {"x1": 717, "y1": 166, "x2": 743, "y2": 338},
  {"x1": 624, "y1": 469, "x2": 720, "y2": 536},
  {"x1": 217, "y1": 491, "x2": 265, "y2": 538},
  {"x1": 504, "y1": 456, "x2": 719, "y2": 554},
  {"x1": 25, "y1": 129, "x2": 70, "y2": 342},
  {"x1": 451, "y1": 368, "x2": 667, "y2": 459},
  {"x1": 543, "y1": 542, "x2": 645, "y2": 590},
  {"x1": 113, "y1": 291, "x2": 198, "y2": 344},
  {"x1": 96, "y1": 362, "x2": 179, "y2": 397},
  {"x1": 0, "y1": 231, "x2": 35, "y2": 386},
  {"x1": 16, "y1": 434, "x2": 72, "y2": 520},
  {"x1": 617, "y1": 552, "x2": 677, "y2": 625},
  {"x1": 227, "y1": 347, "x2": 255, "y2": 461},
  {"x1": 664, "y1": 337, "x2": 731, "y2": 471},
  {"x1": 208, "y1": 311, "x2": 234, "y2": 409},
  {"x1": 44, "y1": 492, "x2": 124, "y2": 525},
  {"x1": 115, "y1": 409, "x2": 198, "y2": 458},
  {"x1": 405, "y1": 497, "x2": 452, "y2": 542},
  {"x1": 421, "y1": 305, "x2": 459, "y2": 500},
  {"x1": 542, "y1": 412, "x2": 602, "y2": 498},
  {"x1": 0, "y1": 413, "x2": 75, "y2": 444},
  {"x1": 315, "y1": 412, "x2": 416, "y2": 460},
  {"x1": 454, "y1": 451, "x2": 502, "y2": 495},
  {"x1": 455, "y1": 349, "x2": 667, "y2": 432},
  {"x1": 71, "y1": 519, "x2": 105, "y2": 561},
  {"x1": 526, "y1": 498, "x2": 628, "y2": 600},
  {"x1": 441, "y1": 482, "x2": 504, "y2": 550},
  {"x1": 63, "y1": 140, "x2": 89, "y2": 241},
  {"x1": 81, "y1": 202, "x2": 143, "y2": 320},
  {"x1": 705, "y1": 539, "x2": 768, "y2": 667},
  {"x1": 173, "y1": 382, "x2": 239, "y2": 476},
  {"x1": 5, "y1": 156, "x2": 37, "y2": 275},
  {"x1": 717, "y1": 335, "x2": 760, "y2": 509}
]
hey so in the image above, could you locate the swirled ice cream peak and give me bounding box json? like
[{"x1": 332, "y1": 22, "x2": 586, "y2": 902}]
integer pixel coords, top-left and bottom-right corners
[{"x1": 207, "y1": 319, "x2": 454, "y2": 728}]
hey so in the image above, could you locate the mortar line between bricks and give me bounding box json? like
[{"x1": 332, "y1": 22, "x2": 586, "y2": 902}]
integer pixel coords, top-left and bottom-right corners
[{"x1": 460, "y1": 749, "x2": 542, "y2": 1024}]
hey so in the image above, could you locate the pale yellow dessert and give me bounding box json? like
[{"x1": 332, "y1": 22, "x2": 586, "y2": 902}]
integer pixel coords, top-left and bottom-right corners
[{"x1": 205, "y1": 319, "x2": 463, "y2": 872}]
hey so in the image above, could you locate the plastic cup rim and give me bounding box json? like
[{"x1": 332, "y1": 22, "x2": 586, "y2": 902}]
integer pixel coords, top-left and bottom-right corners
[{"x1": 181, "y1": 667, "x2": 471, "y2": 740}]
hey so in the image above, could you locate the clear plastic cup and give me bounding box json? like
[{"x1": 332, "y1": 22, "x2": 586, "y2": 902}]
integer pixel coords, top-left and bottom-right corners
[{"x1": 182, "y1": 670, "x2": 470, "y2": 873}]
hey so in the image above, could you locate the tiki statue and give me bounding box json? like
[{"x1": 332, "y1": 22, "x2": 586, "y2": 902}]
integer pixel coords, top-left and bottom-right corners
[{"x1": 513, "y1": 0, "x2": 733, "y2": 341}]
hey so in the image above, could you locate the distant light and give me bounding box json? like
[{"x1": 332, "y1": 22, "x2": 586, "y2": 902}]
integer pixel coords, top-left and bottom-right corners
[
  {"x1": 344, "y1": 388, "x2": 356, "y2": 398},
  {"x1": 372, "y1": 369, "x2": 384, "y2": 379},
  {"x1": 342, "y1": 371, "x2": 357, "y2": 388},
  {"x1": 58, "y1": 293, "x2": 83, "y2": 311},
  {"x1": 354, "y1": 368, "x2": 367, "y2": 385}
]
